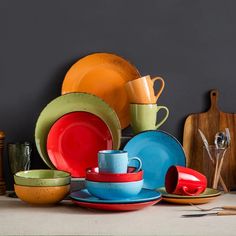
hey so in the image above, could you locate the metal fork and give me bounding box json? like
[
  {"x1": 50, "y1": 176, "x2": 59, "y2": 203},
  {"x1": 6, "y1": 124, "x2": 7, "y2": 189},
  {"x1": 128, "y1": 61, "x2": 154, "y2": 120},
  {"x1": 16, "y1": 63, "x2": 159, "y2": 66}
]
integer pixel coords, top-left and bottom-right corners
[{"x1": 190, "y1": 203, "x2": 236, "y2": 211}]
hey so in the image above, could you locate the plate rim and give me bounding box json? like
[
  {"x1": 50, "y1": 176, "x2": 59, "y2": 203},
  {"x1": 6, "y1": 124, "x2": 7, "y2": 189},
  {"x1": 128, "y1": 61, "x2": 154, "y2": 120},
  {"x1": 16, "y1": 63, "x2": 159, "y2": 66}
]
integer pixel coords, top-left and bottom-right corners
[
  {"x1": 157, "y1": 187, "x2": 221, "y2": 199},
  {"x1": 71, "y1": 197, "x2": 162, "y2": 211},
  {"x1": 70, "y1": 188, "x2": 162, "y2": 204}
]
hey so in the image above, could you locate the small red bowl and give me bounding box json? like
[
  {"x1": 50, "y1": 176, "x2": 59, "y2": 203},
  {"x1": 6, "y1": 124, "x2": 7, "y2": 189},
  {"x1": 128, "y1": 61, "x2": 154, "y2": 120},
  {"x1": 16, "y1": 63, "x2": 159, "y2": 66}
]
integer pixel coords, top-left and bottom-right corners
[{"x1": 86, "y1": 167, "x2": 143, "y2": 182}]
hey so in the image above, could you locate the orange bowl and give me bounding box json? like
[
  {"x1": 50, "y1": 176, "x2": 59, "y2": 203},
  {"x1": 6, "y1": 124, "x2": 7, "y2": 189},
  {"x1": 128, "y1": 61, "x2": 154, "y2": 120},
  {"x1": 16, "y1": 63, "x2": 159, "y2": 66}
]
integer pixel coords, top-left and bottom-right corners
[{"x1": 14, "y1": 184, "x2": 70, "y2": 205}]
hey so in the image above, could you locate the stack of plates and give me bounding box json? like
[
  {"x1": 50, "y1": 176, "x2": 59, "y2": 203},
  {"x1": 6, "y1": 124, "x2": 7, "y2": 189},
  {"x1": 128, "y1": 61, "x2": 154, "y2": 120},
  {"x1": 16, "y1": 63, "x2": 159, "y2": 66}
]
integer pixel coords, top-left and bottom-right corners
[
  {"x1": 35, "y1": 53, "x2": 140, "y2": 178},
  {"x1": 35, "y1": 93, "x2": 121, "y2": 177},
  {"x1": 70, "y1": 189, "x2": 162, "y2": 211},
  {"x1": 158, "y1": 187, "x2": 221, "y2": 204}
]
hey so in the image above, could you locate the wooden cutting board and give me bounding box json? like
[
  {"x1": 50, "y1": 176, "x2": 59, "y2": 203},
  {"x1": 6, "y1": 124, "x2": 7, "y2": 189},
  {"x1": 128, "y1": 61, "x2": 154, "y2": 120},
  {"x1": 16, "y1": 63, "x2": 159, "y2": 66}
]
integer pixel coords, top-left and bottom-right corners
[{"x1": 183, "y1": 89, "x2": 236, "y2": 190}]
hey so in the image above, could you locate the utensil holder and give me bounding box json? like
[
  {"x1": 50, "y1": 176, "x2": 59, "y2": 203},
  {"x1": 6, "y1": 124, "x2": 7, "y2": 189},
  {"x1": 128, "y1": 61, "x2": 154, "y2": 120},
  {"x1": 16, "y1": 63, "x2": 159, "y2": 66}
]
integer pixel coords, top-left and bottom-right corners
[{"x1": 202, "y1": 145, "x2": 229, "y2": 192}]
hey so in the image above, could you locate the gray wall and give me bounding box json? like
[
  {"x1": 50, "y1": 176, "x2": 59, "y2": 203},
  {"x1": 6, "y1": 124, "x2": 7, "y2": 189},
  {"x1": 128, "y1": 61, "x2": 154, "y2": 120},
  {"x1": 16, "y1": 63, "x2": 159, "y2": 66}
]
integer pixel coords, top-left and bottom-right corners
[{"x1": 1, "y1": 0, "x2": 236, "y2": 189}]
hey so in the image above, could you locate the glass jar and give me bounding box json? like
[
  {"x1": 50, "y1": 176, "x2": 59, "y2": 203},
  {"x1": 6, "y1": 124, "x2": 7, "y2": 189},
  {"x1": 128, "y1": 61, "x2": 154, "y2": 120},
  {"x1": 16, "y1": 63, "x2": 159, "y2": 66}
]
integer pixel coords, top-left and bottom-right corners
[{"x1": 202, "y1": 145, "x2": 229, "y2": 192}]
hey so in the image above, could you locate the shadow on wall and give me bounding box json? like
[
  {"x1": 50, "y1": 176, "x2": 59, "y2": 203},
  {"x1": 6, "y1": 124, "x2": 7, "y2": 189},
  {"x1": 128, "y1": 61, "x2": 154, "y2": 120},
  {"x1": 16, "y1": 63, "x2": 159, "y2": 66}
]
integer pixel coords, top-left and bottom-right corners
[
  {"x1": 37, "y1": 51, "x2": 96, "y2": 107},
  {"x1": 179, "y1": 89, "x2": 216, "y2": 143},
  {"x1": 203, "y1": 90, "x2": 215, "y2": 111},
  {"x1": 3, "y1": 54, "x2": 92, "y2": 190}
]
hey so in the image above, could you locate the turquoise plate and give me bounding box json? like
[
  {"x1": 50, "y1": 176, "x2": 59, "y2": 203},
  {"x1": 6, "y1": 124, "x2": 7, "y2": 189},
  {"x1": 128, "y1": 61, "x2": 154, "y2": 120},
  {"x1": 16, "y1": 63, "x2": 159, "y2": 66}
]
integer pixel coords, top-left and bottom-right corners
[
  {"x1": 70, "y1": 188, "x2": 161, "y2": 204},
  {"x1": 123, "y1": 131, "x2": 186, "y2": 189}
]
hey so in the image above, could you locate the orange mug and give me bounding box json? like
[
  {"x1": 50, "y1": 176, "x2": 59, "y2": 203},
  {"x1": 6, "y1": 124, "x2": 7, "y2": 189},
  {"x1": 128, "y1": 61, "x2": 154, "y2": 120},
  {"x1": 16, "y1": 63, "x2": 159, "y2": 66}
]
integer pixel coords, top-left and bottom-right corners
[{"x1": 125, "y1": 75, "x2": 165, "y2": 104}]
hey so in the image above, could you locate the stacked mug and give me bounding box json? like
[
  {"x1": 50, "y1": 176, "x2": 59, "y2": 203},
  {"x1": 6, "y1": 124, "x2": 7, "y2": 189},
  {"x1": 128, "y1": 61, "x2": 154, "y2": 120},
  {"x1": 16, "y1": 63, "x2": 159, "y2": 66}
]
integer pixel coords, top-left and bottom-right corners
[
  {"x1": 125, "y1": 75, "x2": 169, "y2": 134},
  {"x1": 85, "y1": 150, "x2": 143, "y2": 200}
]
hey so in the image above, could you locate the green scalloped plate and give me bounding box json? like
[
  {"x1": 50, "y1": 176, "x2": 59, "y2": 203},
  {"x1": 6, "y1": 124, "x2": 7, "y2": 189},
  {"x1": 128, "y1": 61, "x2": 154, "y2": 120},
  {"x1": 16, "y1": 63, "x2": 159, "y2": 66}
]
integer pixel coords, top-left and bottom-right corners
[{"x1": 35, "y1": 93, "x2": 121, "y2": 170}]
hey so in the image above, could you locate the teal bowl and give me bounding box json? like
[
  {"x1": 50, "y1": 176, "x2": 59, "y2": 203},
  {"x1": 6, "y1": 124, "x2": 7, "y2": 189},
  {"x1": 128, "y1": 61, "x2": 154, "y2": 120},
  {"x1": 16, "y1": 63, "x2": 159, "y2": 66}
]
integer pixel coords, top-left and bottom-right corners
[
  {"x1": 14, "y1": 169, "x2": 71, "y2": 187},
  {"x1": 85, "y1": 179, "x2": 143, "y2": 200}
]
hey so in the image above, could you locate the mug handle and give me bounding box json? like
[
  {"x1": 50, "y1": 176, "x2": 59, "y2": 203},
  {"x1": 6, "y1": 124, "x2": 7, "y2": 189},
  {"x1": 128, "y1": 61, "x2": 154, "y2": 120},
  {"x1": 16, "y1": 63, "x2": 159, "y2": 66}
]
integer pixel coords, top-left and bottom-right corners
[
  {"x1": 182, "y1": 186, "x2": 204, "y2": 196},
  {"x1": 155, "y1": 106, "x2": 169, "y2": 129},
  {"x1": 152, "y1": 77, "x2": 165, "y2": 100},
  {"x1": 128, "y1": 157, "x2": 142, "y2": 172}
]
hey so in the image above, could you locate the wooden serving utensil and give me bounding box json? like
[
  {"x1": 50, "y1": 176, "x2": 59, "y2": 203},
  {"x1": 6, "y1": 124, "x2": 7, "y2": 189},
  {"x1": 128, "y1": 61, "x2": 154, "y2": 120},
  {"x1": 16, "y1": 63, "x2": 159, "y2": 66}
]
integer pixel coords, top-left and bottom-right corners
[{"x1": 0, "y1": 131, "x2": 6, "y2": 195}]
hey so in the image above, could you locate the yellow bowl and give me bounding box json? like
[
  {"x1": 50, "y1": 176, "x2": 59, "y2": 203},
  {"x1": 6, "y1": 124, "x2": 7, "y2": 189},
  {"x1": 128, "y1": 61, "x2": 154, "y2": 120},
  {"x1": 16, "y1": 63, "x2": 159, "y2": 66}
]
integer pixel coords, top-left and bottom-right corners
[{"x1": 14, "y1": 184, "x2": 70, "y2": 205}]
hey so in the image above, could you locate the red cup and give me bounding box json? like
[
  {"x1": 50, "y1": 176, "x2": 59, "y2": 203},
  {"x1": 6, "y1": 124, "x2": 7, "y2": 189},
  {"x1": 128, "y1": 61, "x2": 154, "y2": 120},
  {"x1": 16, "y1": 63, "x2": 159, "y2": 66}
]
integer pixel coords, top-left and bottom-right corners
[
  {"x1": 165, "y1": 166, "x2": 207, "y2": 196},
  {"x1": 86, "y1": 167, "x2": 143, "y2": 182}
]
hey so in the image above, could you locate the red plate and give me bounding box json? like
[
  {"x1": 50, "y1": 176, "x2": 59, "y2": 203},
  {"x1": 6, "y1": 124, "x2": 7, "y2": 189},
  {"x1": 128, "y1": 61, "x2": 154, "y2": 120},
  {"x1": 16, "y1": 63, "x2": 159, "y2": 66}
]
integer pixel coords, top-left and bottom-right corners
[
  {"x1": 86, "y1": 167, "x2": 143, "y2": 182},
  {"x1": 71, "y1": 198, "x2": 161, "y2": 211},
  {"x1": 47, "y1": 112, "x2": 113, "y2": 177}
]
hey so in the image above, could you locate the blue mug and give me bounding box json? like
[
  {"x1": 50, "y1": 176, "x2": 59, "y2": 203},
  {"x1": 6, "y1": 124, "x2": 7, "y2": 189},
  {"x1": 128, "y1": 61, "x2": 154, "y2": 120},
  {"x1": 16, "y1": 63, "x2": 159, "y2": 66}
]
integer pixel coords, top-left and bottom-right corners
[{"x1": 98, "y1": 150, "x2": 142, "y2": 174}]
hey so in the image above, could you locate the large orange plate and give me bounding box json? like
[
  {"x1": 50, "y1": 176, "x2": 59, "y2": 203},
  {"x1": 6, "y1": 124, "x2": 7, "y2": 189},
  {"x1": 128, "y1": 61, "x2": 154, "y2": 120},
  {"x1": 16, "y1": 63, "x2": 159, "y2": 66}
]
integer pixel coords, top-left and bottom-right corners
[{"x1": 62, "y1": 53, "x2": 140, "y2": 128}]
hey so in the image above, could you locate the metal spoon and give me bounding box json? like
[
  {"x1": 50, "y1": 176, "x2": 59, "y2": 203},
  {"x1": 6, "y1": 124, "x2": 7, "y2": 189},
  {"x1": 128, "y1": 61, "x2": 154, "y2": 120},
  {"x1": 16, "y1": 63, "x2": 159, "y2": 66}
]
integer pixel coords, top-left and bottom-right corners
[
  {"x1": 214, "y1": 132, "x2": 226, "y2": 149},
  {"x1": 214, "y1": 129, "x2": 231, "y2": 188},
  {"x1": 213, "y1": 132, "x2": 226, "y2": 189}
]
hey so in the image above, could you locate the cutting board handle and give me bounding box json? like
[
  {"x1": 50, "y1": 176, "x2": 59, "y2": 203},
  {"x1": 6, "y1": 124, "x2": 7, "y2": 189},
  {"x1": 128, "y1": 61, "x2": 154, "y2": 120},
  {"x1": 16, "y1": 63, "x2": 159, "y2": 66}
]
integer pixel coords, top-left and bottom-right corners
[{"x1": 209, "y1": 89, "x2": 219, "y2": 112}]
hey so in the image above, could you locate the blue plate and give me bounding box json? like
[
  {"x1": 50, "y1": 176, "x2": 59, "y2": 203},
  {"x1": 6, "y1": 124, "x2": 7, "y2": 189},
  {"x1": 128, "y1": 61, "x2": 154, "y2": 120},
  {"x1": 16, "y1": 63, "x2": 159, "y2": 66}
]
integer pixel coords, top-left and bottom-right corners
[
  {"x1": 123, "y1": 131, "x2": 186, "y2": 189},
  {"x1": 70, "y1": 188, "x2": 161, "y2": 204}
]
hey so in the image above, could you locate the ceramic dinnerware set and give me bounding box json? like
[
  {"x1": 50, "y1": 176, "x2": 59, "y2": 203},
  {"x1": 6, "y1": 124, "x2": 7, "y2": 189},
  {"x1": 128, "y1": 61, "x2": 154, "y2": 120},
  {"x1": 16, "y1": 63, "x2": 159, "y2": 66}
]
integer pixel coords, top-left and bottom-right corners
[
  {"x1": 13, "y1": 52, "x2": 222, "y2": 210},
  {"x1": 70, "y1": 150, "x2": 162, "y2": 211},
  {"x1": 86, "y1": 150, "x2": 143, "y2": 200}
]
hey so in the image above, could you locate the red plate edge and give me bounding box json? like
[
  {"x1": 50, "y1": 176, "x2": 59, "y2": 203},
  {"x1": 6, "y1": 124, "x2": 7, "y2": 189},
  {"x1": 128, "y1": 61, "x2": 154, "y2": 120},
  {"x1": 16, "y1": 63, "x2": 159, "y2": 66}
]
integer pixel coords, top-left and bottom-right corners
[
  {"x1": 86, "y1": 167, "x2": 143, "y2": 182},
  {"x1": 71, "y1": 198, "x2": 162, "y2": 211}
]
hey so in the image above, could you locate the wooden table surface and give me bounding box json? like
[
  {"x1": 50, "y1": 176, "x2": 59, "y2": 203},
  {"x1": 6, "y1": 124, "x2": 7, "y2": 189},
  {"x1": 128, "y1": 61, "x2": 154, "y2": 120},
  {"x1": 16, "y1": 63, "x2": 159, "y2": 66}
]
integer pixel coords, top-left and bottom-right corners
[{"x1": 0, "y1": 192, "x2": 236, "y2": 236}]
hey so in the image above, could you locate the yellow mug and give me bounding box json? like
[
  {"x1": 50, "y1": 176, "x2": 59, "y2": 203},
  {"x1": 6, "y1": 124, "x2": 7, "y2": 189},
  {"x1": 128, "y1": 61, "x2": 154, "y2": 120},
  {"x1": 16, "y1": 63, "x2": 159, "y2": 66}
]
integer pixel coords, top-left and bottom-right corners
[{"x1": 125, "y1": 75, "x2": 165, "y2": 104}]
